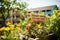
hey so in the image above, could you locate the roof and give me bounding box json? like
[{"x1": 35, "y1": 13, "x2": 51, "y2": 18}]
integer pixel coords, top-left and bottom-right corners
[{"x1": 27, "y1": 5, "x2": 58, "y2": 12}]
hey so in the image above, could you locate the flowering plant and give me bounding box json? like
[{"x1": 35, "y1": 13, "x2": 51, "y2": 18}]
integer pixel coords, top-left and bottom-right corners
[{"x1": 0, "y1": 22, "x2": 22, "y2": 40}]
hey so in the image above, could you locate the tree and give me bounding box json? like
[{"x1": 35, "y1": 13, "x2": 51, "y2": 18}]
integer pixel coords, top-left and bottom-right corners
[{"x1": 0, "y1": 0, "x2": 27, "y2": 27}]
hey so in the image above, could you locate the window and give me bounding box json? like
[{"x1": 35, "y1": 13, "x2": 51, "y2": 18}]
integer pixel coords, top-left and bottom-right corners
[
  {"x1": 47, "y1": 10, "x2": 51, "y2": 12},
  {"x1": 28, "y1": 12, "x2": 31, "y2": 13},
  {"x1": 42, "y1": 10, "x2": 45, "y2": 12},
  {"x1": 34, "y1": 11, "x2": 38, "y2": 13}
]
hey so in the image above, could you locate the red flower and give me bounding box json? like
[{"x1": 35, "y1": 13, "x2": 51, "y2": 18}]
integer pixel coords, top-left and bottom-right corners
[{"x1": 26, "y1": 24, "x2": 31, "y2": 30}]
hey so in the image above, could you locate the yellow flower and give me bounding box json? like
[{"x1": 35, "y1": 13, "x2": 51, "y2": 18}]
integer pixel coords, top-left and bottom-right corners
[
  {"x1": 0, "y1": 27, "x2": 10, "y2": 31},
  {"x1": 53, "y1": 10, "x2": 58, "y2": 14},
  {"x1": 36, "y1": 24, "x2": 42, "y2": 28},
  {"x1": 4, "y1": 27, "x2": 10, "y2": 31},
  {"x1": 47, "y1": 16, "x2": 50, "y2": 19},
  {"x1": 7, "y1": 22, "x2": 12, "y2": 26},
  {"x1": 53, "y1": 10, "x2": 60, "y2": 15},
  {"x1": 10, "y1": 26, "x2": 14, "y2": 30},
  {"x1": 9, "y1": 24, "x2": 14, "y2": 27},
  {"x1": 16, "y1": 27, "x2": 21, "y2": 30},
  {"x1": 46, "y1": 15, "x2": 50, "y2": 19},
  {"x1": 52, "y1": 15, "x2": 56, "y2": 20},
  {"x1": 16, "y1": 24, "x2": 20, "y2": 27},
  {"x1": 31, "y1": 31, "x2": 34, "y2": 35}
]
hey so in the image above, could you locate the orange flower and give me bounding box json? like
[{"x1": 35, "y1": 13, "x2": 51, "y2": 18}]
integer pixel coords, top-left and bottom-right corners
[
  {"x1": 0, "y1": 28, "x2": 3, "y2": 31},
  {"x1": 0, "y1": 27, "x2": 5, "y2": 31}
]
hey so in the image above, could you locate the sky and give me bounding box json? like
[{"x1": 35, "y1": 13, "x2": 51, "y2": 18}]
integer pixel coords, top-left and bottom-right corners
[{"x1": 26, "y1": 0, "x2": 60, "y2": 9}]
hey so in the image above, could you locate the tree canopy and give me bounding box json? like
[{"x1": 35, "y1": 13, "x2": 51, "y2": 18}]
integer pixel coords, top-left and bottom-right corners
[
  {"x1": 0, "y1": 0, "x2": 27, "y2": 27},
  {"x1": 0, "y1": 0, "x2": 27, "y2": 19}
]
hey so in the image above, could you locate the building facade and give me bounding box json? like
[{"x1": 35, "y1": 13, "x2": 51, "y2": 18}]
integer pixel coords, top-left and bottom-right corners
[
  {"x1": 27, "y1": 5, "x2": 58, "y2": 16},
  {"x1": 8, "y1": 5, "x2": 58, "y2": 24},
  {"x1": 26, "y1": 5, "x2": 58, "y2": 23},
  {"x1": 9, "y1": 8, "x2": 21, "y2": 24}
]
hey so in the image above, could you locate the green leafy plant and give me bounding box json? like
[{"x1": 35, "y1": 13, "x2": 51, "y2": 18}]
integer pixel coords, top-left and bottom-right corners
[{"x1": 1, "y1": 29, "x2": 21, "y2": 40}]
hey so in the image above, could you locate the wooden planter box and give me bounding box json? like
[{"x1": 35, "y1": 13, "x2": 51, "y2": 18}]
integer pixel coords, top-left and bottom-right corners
[{"x1": 26, "y1": 14, "x2": 46, "y2": 23}]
